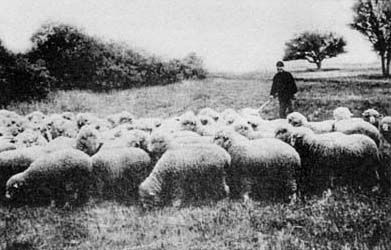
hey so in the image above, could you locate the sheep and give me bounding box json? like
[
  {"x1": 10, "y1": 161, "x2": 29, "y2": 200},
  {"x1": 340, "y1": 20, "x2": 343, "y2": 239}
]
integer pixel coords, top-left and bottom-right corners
[
  {"x1": 275, "y1": 125, "x2": 380, "y2": 195},
  {"x1": 362, "y1": 109, "x2": 381, "y2": 128},
  {"x1": 219, "y1": 108, "x2": 239, "y2": 126},
  {"x1": 139, "y1": 132, "x2": 230, "y2": 207},
  {"x1": 75, "y1": 125, "x2": 103, "y2": 156},
  {"x1": 0, "y1": 110, "x2": 20, "y2": 119},
  {"x1": 179, "y1": 111, "x2": 223, "y2": 136},
  {"x1": 61, "y1": 112, "x2": 75, "y2": 121},
  {"x1": 287, "y1": 112, "x2": 334, "y2": 133},
  {"x1": 89, "y1": 118, "x2": 112, "y2": 133},
  {"x1": 197, "y1": 115, "x2": 215, "y2": 127},
  {"x1": 26, "y1": 111, "x2": 46, "y2": 124},
  {"x1": 45, "y1": 114, "x2": 78, "y2": 140},
  {"x1": 91, "y1": 147, "x2": 152, "y2": 200},
  {"x1": 13, "y1": 129, "x2": 48, "y2": 148},
  {"x1": 100, "y1": 123, "x2": 133, "y2": 141},
  {"x1": 178, "y1": 111, "x2": 199, "y2": 132},
  {"x1": 76, "y1": 112, "x2": 98, "y2": 129},
  {"x1": 241, "y1": 115, "x2": 265, "y2": 131},
  {"x1": 106, "y1": 111, "x2": 134, "y2": 127},
  {"x1": 0, "y1": 146, "x2": 47, "y2": 201},
  {"x1": 239, "y1": 107, "x2": 261, "y2": 117},
  {"x1": 44, "y1": 136, "x2": 76, "y2": 154},
  {"x1": 0, "y1": 114, "x2": 27, "y2": 137},
  {"x1": 168, "y1": 131, "x2": 213, "y2": 146},
  {"x1": 0, "y1": 139, "x2": 16, "y2": 153},
  {"x1": 101, "y1": 129, "x2": 150, "y2": 152},
  {"x1": 333, "y1": 107, "x2": 354, "y2": 121},
  {"x1": 155, "y1": 117, "x2": 181, "y2": 134},
  {"x1": 129, "y1": 118, "x2": 162, "y2": 133},
  {"x1": 380, "y1": 116, "x2": 391, "y2": 145},
  {"x1": 213, "y1": 128, "x2": 299, "y2": 201},
  {"x1": 5, "y1": 149, "x2": 92, "y2": 205},
  {"x1": 194, "y1": 115, "x2": 222, "y2": 136},
  {"x1": 378, "y1": 116, "x2": 391, "y2": 194},
  {"x1": 245, "y1": 118, "x2": 289, "y2": 139},
  {"x1": 332, "y1": 119, "x2": 381, "y2": 147},
  {"x1": 232, "y1": 118, "x2": 272, "y2": 139},
  {"x1": 198, "y1": 107, "x2": 220, "y2": 122}
]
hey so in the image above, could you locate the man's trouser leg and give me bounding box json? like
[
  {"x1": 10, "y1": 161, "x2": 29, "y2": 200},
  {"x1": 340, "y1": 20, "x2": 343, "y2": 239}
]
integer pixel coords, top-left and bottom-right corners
[{"x1": 279, "y1": 98, "x2": 292, "y2": 118}]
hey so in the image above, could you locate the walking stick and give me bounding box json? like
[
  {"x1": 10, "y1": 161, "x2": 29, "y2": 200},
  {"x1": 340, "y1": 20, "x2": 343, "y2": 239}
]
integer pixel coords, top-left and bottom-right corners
[{"x1": 257, "y1": 99, "x2": 272, "y2": 113}]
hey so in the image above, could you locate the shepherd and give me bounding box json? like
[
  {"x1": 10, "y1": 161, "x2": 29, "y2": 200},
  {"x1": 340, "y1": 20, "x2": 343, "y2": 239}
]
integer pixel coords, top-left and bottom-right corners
[{"x1": 269, "y1": 61, "x2": 298, "y2": 118}]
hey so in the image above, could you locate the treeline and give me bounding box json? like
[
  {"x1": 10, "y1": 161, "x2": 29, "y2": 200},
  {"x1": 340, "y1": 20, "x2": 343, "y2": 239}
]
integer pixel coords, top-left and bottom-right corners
[{"x1": 0, "y1": 22, "x2": 207, "y2": 105}]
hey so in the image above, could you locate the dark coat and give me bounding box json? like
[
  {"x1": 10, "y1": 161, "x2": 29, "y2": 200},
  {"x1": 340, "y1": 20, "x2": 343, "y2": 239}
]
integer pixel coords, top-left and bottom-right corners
[{"x1": 270, "y1": 71, "x2": 297, "y2": 101}]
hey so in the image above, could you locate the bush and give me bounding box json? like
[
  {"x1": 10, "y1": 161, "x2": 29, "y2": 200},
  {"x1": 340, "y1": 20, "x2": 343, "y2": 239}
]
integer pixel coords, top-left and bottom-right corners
[
  {"x1": 0, "y1": 40, "x2": 53, "y2": 106},
  {"x1": 27, "y1": 22, "x2": 207, "y2": 92}
]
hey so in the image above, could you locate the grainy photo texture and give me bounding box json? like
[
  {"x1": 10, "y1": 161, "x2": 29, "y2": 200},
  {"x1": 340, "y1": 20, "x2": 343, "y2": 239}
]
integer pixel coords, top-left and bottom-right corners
[{"x1": 1, "y1": 0, "x2": 391, "y2": 249}]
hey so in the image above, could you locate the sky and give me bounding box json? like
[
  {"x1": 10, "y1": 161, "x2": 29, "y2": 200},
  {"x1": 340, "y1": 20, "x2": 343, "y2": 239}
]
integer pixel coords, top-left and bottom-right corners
[{"x1": 0, "y1": 0, "x2": 379, "y2": 72}]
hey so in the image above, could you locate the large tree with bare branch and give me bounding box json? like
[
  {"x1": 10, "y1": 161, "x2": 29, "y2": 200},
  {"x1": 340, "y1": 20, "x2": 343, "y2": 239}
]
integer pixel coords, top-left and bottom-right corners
[
  {"x1": 351, "y1": 0, "x2": 391, "y2": 77},
  {"x1": 283, "y1": 31, "x2": 346, "y2": 70}
]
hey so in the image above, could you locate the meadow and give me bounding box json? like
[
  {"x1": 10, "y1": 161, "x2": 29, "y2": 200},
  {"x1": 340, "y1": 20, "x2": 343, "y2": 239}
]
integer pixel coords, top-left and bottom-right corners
[{"x1": 1, "y1": 64, "x2": 391, "y2": 250}]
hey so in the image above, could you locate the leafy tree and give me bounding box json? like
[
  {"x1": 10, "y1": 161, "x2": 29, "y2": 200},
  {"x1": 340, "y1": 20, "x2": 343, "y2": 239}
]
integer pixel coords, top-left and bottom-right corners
[
  {"x1": 350, "y1": 0, "x2": 391, "y2": 77},
  {"x1": 283, "y1": 31, "x2": 346, "y2": 70},
  {"x1": 0, "y1": 39, "x2": 53, "y2": 106},
  {"x1": 28, "y1": 22, "x2": 98, "y2": 89},
  {"x1": 182, "y1": 52, "x2": 207, "y2": 79},
  {"x1": 27, "y1": 22, "x2": 207, "y2": 91}
]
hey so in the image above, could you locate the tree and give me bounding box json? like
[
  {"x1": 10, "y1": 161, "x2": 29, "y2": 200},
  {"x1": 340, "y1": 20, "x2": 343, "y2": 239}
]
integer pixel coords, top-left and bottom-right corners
[
  {"x1": 283, "y1": 31, "x2": 346, "y2": 70},
  {"x1": 28, "y1": 22, "x2": 99, "y2": 89},
  {"x1": 350, "y1": 0, "x2": 391, "y2": 77},
  {"x1": 181, "y1": 52, "x2": 207, "y2": 79},
  {"x1": 0, "y1": 39, "x2": 53, "y2": 106}
]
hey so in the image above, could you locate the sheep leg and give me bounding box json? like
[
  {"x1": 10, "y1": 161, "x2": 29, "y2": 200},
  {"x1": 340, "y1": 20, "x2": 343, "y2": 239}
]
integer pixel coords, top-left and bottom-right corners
[
  {"x1": 222, "y1": 176, "x2": 230, "y2": 198},
  {"x1": 171, "y1": 182, "x2": 185, "y2": 208},
  {"x1": 240, "y1": 176, "x2": 253, "y2": 202}
]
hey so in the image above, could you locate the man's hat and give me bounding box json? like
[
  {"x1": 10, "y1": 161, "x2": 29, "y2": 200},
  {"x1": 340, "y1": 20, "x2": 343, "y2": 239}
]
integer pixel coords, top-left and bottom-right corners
[{"x1": 276, "y1": 61, "x2": 284, "y2": 67}]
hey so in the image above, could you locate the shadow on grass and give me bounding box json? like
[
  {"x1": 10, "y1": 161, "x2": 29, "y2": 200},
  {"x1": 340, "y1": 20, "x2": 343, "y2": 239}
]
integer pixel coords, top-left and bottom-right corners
[{"x1": 293, "y1": 68, "x2": 341, "y2": 73}]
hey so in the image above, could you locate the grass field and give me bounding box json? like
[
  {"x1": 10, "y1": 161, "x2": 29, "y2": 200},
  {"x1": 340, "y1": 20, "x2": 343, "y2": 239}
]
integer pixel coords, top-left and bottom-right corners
[{"x1": 1, "y1": 65, "x2": 391, "y2": 250}]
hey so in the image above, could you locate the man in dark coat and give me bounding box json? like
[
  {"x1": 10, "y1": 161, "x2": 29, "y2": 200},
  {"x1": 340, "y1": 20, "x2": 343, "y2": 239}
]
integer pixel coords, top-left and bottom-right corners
[{"x1": 269, "y1": 61, "x2": 298, "y2": 118}]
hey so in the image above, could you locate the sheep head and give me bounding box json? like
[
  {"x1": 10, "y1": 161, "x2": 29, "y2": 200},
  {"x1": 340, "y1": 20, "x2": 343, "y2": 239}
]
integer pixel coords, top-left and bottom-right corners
[
  {"x1": 219, "y1": 109, "x2": 238, "y2": 126},
  {"x1": 287, "y1": 112, "x2": 307, "y2": 127},
  {"x1": 213, "y1": 129, "x2": 235, "y2": 149},
  {"x1": 198, "y1": 107, "x2": 220, "y2": 122},
  {"x1": 289, "y1": 127, "x2": 314, "y2": 147},
  {"x1": 61, "y1": 112, "x2": 75, "y2": 121},
  {"x1": 333, "y1": 107, "x2": 353, "y2": 121},
  {"x1": 243, "y1": 116, "x2": 264, "y2": 130},
  {"x1": 148, "y1": 132, "x2": 172, "y2": 157},
  {"x1": 107, "y1": 111, "x2": 134, "y2": 127},
  {"x1": 76, "y1": 113, "x2": 97, "y2": 129},
  {"x1": 380, "y1": 116, "x2": 391, "y2": 144},
  {"x1": 362, "y1": 109, "x2": 381, "y2": 127},
  {"x1": 232, "y1": 119, "x2": 252, "y2": 137},
  {"x1": 123, "y1": 130, "x2": 150, "y2": 151},
  {"x1": 26, "y1": 111, "x2": 46, "y2": 123},
  {"x1": 179, "y1": 111, "x2": 199, "y2": 131},
  {"x1": 198, "y1": 115, "x2": 215, "y2": 126},
  {"x1": 5, "y1": 172, "x2": 26, "y2": 200},
  {"x1": 274, "y1": 126, "x2": 292, "y2": 143},
  {"x1": 76, "y1": 125, "x2": 103, "y2": 156}
]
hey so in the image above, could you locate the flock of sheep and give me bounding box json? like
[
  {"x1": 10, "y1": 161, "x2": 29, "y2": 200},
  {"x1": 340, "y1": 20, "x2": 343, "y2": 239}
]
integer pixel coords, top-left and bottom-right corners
[{"x1": 0, "y1": 106, "x2": 390, "y2": 208}]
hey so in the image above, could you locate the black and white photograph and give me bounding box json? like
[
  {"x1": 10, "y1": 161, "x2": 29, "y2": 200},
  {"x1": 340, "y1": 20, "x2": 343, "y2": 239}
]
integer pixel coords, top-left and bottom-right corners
[{"x1": 1, "y1": 0, "x2": 391, "y2": 249}]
